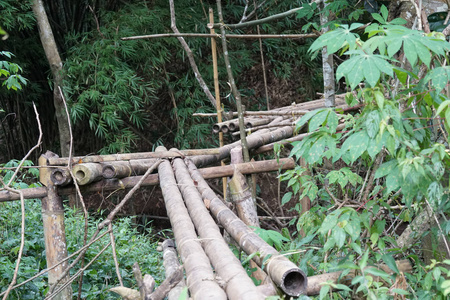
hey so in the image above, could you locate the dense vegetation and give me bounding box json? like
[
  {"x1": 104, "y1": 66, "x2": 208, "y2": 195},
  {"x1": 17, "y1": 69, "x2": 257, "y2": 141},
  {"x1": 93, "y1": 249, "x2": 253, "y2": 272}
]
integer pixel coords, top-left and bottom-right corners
[{"x1": 2, "y1": 0, "x2": 450, "y2": 299}]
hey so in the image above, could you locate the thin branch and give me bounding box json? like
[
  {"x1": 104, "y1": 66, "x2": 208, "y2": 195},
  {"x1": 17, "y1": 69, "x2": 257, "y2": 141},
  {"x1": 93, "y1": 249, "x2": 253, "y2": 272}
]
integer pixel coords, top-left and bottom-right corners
[
  {"x1": 121, "y1": 32, "x2": 317, "y2": 40},
  {"x1": 1, "y1": 103, "x2": 42, "y2": 300},
  {"x1": 208, "y1": 3, "x2": 321, "y2": 30},
  {"x1": 59, "y1": 86, "x2": 90, "y2": 300},
  {"x1": 168, "y1": 0, "x2": 217, "y2": 109},
  {"x1": 240, "y1": 0, "x2": 267, "y2": 23},
  {"x1": 0, "y1": 229, "x2": 111, "y2": 297},
  {"x1": 109, "y1": 223, "x2": 124, "y2": 286},
  {"x1": 425, "y1": 199, "x2": 450, "y2": 258},
  {"x1": 45, "y1": 243, "x2": 112, "y2": 300}
]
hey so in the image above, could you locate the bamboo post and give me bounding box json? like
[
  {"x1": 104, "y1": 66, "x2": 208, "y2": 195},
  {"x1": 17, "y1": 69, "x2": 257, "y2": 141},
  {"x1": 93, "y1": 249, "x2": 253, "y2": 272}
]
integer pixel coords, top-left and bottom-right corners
[
  {"x1": 172, "y1": 156, "x2": 263, "y2": 299},
  {"x1": 209, "y1": 8, "x2": 227, "y2": 199},
  {"x1": 162, "y1": 240, "x2": 186, "y2": 300},
  {"x1": 38, "y1": 153, "x2": 72, "y2": 300},
  {"x1": 229, "y1": 148, "x2": 260, "y2": 227},
  {"x1": 156, "y1": 146, "x2": 227, "y2": 299},
  {"x1": 186, "y1": 159, "x2": 307, "y2": 297}
]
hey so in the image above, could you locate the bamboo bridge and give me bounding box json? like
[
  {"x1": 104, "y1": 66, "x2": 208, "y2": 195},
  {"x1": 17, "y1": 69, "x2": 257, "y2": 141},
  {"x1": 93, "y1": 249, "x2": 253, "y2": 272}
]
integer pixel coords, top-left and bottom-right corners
[{"x1": 0, "y1": 97, "x2": 412, "y2": 300}]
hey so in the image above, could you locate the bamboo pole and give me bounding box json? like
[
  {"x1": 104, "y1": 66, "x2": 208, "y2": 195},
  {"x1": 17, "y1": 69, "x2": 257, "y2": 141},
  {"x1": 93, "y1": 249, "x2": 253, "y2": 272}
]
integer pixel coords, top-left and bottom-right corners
[
  {"x1": 42, "y1": 182, "x2": 72, "y2": 300},
  {"x1": 210, "y1": 7, "x2": 227, "y2": 199},
  {"x1": 157, "y1": 146, "x2": 227, "y2": 299},
  {"x1": 186, "y1": 159, "x2": 307, "y2": 297},
  {"x1": 45, "y1": 149, "x2": 220, "y2": 166},
  {"x1": 101, "y1": 162, "x2": 133, "y2": 179},
  {"x1": 229, "y1": 148, "x2": 260, "y2": 227},
  {"x1": 121, "y1": 33, "x2": 317, "y2": 40},
  {"x1": 191, "y1": 125, "x2": 294, "y2": 168},
  {"x1": 72, "y1": 163, "x2": 103, "y2": 185},
  {"x1": 0, "y1": 158, "x2": 295, "y2": 202},
  {"x1": 172, "y1": 157, "x2": 263, "y2": 299},
  {"x1": 253, "y1": 124, "x2": 346, "y2": 155},
  {"x1": 162, "y1": 240, "x2": 186, "y2": 300}
]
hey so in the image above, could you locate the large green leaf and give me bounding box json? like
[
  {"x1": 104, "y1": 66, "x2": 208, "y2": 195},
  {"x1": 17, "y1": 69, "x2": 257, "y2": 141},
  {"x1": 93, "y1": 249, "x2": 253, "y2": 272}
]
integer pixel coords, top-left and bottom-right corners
[
  {"x1": 375, "y1": 159, "x2": 398, "y2": 179},
  {"x1": 340, "y1": 130, "x2": 369, "y2": 164}
]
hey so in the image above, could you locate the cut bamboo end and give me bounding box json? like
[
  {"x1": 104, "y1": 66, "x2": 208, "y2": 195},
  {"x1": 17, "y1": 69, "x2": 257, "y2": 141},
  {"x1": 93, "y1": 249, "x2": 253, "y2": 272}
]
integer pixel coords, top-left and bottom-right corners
[
  {"x1": 72, "y1": 163, "x2": 103, "y2": 185},
  {"x1": 278, "y1": 267, "x2": 307, "y2": 297},
  {"x1": 50, "y1": 168, "x2": 72, "y2": 186}
]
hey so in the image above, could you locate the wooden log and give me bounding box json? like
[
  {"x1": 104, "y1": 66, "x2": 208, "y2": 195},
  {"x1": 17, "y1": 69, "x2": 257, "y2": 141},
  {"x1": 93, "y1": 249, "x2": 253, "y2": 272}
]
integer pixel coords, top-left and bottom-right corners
[
  {"x1": 172, "y1": 157, "x2": 262, "y2": 299},
  {"x1": 42, "y1": 182, "x2": 72, "y2": 300},
  {"x1": 72, "y1": 163, "x2": 103, "y2": 185},
  {"x1": 50, "y1": 168, "x2": 72, "y2": 186},
  {"x1": 306, "y1": 259, "x2": 413, "y2": 295},
  {"x1": 0, "y1": 158, "x2": 295, "y2": 202},
  {"x1": 162, "y1": 240, "x2": 186, "y2": 300},
  {"x1": 45, "y1": 149, "x2": 220, "y2": 166},
  {"x1": 186, "y1": 159, "x2": 307, "y2": 297},
  {"x1": 157, "y1": 147, "x2": 227, "y2": 300}
]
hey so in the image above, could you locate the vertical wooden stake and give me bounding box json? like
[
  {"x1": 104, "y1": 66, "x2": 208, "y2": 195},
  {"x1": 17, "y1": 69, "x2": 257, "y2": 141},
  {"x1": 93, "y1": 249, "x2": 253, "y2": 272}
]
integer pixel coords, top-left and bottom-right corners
[
  {"x1": 209, "y1": 8, "x2": 227, "y2": 199},
  {"x1": 40, "y1": 154, "x2": 72, "y2": 300}
]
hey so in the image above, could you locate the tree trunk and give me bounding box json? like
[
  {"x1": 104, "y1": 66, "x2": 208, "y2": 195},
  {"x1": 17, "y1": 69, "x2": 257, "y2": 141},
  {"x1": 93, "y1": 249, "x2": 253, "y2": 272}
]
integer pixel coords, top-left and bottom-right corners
[
  {"x1": 320, "y1": 0, "x2": 335, "y2": 107},
  {"x1": 32, "y1": 0, "x2": 71, "y2": 157}
]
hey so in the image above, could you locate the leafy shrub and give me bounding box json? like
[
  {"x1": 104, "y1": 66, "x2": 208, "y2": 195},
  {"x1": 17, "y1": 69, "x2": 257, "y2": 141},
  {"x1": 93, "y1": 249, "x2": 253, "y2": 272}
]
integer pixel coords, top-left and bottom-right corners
[{"x1": 0, "y1": 160, "x2": 165, "y2": 299}]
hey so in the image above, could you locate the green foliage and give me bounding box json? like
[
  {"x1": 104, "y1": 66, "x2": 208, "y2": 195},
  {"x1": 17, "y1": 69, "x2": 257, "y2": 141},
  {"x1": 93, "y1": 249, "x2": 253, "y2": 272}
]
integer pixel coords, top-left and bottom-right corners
[
  {"x1": 282, "y1": 5, "x2": 450, "y2": 298},
  {"x1": 0, "y1": 161, "x2": 165, "y2": 299},
  {"x1": 0, "y1": 51, "x2": 27, "y2": 91}
]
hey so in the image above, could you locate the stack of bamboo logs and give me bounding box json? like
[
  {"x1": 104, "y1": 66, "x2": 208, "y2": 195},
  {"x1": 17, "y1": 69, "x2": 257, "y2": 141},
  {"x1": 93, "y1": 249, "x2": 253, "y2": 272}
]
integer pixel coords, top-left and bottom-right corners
[{"x1": 199, "y1": 95, "x2": 348, "y2": 135}]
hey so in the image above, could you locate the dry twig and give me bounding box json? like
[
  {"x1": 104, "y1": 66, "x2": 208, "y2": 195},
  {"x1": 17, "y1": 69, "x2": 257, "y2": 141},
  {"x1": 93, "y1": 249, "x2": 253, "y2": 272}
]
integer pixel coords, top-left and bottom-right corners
[{"x1": 1, "y1": 103, "x2": 42, "y2": 300}]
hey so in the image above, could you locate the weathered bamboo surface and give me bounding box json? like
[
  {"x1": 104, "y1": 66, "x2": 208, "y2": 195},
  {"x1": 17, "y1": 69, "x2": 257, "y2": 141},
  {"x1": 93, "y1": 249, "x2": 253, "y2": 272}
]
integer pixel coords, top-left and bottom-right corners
[
  {"x1": 186, "y1": 159, "x2": 307, "y2": 297},
  {"x1": 0, "y1": 158, "x2": 294, "y2": 202},
  {"x1": 45, "y1": 148, "x2": 220, "y2": 166},
  {"x1": 157, "y1": 147, "x2": 227, "y2": 300},
  {"x1": 162, "y1": 240, "x2": 186, "y2": 300},
  {"x1": 172, "y1": 157, "x2": 263, "y2": 299},
  {"x1": 191, "y1": 126, "x2": 294, "y2": 168},
  {"x1": 209, "y1": 96, "x2": 347, "y2": 134}
]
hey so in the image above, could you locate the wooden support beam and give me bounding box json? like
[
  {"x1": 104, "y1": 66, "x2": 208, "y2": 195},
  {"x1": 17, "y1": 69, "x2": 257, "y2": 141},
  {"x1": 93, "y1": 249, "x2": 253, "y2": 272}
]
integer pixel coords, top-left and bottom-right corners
[
  {"x1": 0, "y1": 158, "x2": 295, "y2": 202},
  {"x1": 45, "y1": 149, "x2": 220, "y2": 166}
]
